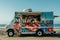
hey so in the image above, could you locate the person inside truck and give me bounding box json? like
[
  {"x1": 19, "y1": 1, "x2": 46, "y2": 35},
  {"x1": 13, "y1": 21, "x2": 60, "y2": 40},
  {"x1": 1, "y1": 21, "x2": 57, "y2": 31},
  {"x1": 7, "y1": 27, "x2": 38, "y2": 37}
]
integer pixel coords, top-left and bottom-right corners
[{"x1": 23, "y1": 15, "x2": 40, "y2": 32}]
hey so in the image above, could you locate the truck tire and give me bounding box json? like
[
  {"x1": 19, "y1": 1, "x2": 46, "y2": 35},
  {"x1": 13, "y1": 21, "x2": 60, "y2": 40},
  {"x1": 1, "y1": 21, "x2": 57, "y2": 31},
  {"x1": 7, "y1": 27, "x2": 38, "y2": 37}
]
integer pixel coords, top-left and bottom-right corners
[
  {"x1": 36, "y1": 30, "x2": 43, "y2": 36},
  {"x1": 7, "y1": 30, "x2": 14, "y2": 37}
]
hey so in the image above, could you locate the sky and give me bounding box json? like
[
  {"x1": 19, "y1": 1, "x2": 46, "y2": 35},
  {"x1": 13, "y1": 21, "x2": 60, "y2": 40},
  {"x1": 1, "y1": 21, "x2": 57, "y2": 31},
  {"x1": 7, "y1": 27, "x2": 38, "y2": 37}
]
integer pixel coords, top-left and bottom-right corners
[{"x1": 0, "y1": 0, "x2": 60, "y2": 24}]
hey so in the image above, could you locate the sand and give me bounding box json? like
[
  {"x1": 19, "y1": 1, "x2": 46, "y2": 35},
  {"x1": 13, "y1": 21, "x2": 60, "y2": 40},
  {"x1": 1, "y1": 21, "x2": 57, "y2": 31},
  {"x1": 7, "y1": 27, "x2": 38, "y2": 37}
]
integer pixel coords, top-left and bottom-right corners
[{"x1": 0, "y1": 28, "x2": 60, "y2": 40}]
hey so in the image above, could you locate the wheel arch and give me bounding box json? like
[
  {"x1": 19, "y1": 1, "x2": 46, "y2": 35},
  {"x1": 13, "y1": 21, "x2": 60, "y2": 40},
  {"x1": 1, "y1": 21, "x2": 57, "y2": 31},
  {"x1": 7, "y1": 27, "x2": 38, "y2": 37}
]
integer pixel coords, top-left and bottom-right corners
[
  {"x1": 7, "y1": 29, "x2": 14, "y2": 32},
  {"x1": 36, "y1": 29, "x2": 44, "y2": 33}
]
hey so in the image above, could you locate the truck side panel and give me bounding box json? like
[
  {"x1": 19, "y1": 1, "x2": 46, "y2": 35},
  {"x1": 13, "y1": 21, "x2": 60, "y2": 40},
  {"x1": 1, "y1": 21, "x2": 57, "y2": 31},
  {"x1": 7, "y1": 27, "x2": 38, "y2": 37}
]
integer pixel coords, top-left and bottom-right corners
[{"x1": 41, "y1": 12, "x2": 53, "y2": 33}]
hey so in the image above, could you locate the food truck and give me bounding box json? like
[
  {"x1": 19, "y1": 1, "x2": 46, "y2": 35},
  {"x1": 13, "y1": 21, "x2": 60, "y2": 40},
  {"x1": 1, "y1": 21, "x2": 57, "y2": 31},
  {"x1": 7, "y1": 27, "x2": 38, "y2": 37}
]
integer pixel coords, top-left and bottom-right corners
[{"x1": 6, "y1": 9, "x2": 56, "y2": 37}]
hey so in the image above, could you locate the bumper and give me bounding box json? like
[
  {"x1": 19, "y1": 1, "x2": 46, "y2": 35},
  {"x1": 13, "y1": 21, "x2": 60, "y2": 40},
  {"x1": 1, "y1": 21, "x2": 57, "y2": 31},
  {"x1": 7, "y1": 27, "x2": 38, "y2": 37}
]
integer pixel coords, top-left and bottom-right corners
[
  {"x1": 45, "y1": 31, "x2": 56, "y2": 34},
  {"x1": 51, "y1": 31, "x2": 56, "y2": 34}
]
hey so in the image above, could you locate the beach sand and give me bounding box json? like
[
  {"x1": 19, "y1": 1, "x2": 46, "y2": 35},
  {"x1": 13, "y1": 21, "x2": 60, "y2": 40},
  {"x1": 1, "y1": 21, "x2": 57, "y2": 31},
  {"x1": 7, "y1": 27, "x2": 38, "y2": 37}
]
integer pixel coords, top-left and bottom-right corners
[{"x1": 0, "y1": 28, "x2": 60, "y2": 40}]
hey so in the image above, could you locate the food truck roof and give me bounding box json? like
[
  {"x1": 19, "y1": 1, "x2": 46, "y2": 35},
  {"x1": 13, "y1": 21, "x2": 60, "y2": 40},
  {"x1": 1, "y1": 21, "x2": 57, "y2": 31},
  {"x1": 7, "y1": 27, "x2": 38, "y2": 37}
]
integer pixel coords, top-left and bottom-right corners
[
  {"x1": 15, "y1": 12, "x2": 59, "y2": 18},
  {"x1": 15, "y1": 12, "x2": 53, "y2": 15},
  {"x1": 15, "y1": 12, "x2": 53, "y2": 14}
]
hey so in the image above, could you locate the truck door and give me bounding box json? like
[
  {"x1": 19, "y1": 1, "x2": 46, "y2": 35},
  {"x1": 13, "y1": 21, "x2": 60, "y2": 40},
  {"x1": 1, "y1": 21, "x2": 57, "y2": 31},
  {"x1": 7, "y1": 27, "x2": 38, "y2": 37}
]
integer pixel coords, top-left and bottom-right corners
[{"x1": 14, "y1": 16, "x2": 22, "y2": 33}]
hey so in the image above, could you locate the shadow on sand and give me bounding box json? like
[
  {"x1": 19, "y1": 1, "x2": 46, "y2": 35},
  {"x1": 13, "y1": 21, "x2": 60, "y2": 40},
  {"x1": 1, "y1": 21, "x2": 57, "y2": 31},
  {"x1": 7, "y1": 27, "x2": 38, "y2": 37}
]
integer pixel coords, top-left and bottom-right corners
[{"x1": 20, "y1": 33, "x2": 60, "y2": 38}]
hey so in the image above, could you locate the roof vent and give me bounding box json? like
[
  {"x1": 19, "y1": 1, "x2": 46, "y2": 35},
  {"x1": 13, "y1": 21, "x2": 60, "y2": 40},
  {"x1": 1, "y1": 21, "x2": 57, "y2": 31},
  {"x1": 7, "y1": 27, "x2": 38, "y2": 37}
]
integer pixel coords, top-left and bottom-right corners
[{"x1": 23, "y1": 8, "x2": 32, "y2": 12}]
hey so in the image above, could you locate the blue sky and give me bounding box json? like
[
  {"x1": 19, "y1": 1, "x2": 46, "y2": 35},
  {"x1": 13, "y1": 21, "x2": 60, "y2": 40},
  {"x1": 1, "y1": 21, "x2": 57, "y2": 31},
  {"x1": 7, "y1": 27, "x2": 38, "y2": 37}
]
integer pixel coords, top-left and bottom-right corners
[{"x1": 0, "y1": 0, "x2": 60, "y2": 24}]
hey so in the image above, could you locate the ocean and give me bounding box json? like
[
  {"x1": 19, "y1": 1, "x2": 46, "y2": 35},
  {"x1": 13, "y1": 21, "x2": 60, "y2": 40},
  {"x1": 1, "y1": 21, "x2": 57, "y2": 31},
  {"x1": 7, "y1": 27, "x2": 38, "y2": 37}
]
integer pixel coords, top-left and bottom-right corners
[
  {"x1": 0, "y1": 24, "x2": 6, "y2": 28},
  {"x1": 54, "y1": 24, "x2": 60, "y2": 28}
]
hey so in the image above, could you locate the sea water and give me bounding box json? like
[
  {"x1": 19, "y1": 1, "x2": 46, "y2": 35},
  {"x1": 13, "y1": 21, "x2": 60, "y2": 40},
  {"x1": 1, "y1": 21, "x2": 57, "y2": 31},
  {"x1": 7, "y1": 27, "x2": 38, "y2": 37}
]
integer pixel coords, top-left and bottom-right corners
[
  {"x1": 0, "y1": 24, "x2": 6, "y2": 28},
  {"x1": 54, "y1": 24, "x2": 60, "y2": 28}
]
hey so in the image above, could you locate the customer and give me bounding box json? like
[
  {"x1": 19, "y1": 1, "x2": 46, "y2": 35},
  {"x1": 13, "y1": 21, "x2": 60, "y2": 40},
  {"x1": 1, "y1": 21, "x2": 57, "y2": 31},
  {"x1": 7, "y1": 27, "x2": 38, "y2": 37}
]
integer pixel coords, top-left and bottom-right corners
[{"x1": 14, "y1": 22, "x2": 21, "y2": 36}]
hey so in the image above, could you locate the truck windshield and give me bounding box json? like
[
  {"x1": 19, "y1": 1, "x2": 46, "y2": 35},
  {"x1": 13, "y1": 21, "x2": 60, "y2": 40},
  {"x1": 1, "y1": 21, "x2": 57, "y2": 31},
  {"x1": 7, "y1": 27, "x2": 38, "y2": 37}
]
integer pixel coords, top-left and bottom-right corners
[{"x1": 10, "y1": 19, "x2": 15, "y2": 25}]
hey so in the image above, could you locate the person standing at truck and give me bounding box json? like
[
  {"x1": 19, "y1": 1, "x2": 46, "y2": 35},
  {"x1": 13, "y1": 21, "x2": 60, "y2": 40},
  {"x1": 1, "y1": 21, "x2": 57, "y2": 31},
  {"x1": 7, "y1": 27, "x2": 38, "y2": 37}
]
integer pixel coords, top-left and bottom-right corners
[{"x1": 14, "y1": 22, "x2": 21, "y2": 36}]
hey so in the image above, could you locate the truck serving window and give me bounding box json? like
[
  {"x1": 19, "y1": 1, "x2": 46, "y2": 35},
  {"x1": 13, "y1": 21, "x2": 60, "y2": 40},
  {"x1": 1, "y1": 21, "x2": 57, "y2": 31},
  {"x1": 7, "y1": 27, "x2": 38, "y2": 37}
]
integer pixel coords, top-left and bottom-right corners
[{"x1": 22, "y1": 15, "x2": 41, "y2": 27}]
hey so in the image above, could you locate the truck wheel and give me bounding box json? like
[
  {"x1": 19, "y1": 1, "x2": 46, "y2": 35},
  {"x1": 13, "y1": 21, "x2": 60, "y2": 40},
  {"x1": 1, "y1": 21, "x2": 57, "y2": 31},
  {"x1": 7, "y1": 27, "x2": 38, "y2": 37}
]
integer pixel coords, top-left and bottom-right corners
[
  {"x1": 7, "y1": 30, "x2": 14, "y2": 37},
  {"x1": 36, "y1": 30, "x2": 43, "y2": 36}
]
